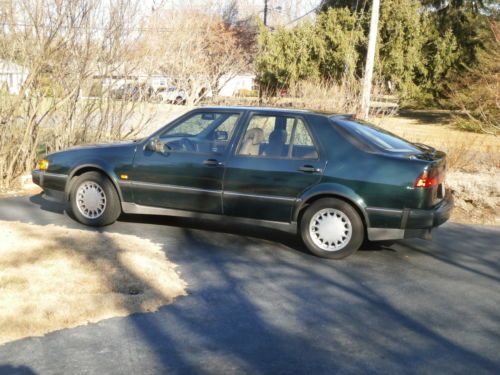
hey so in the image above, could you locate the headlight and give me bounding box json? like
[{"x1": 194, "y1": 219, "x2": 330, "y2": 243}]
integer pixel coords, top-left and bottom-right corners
[{"x1": 37, "y1": 159, "x2": 49, "y2": 171}]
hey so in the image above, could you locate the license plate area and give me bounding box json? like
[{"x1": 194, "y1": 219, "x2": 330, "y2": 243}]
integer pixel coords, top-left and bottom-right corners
[{"x1": 437, "y1": 183, "x2": 445, "y2": 199}]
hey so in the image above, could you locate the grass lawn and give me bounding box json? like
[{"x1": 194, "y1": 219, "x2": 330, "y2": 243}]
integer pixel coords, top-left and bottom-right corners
[{"x1": 0, "y1": 221, "x2": 186, "y2": 345}]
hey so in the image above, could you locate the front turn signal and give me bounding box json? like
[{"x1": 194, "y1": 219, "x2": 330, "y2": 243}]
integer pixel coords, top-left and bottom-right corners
[{"x1": 37, "y1": 159, "x2": 49, "y2": 171}]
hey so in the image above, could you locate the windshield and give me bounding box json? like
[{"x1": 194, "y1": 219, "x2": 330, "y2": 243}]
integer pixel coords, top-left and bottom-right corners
[{"x1": 333, "y1": 118, "x2": 422, "y2": 153}]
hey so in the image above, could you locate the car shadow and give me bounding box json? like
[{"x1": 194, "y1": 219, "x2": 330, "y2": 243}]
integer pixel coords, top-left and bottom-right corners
[
  {"x1": 29, "y1": 193, "x2": 65, "y2": 215},
  {"x1": 1, "y1": 194, "x2": 500, "y2": 374},
  {"x1": 397, "y1": 109, "x2": 453, "y2": 125},
  {"x1": 0, "y1": 365, "x2": 37, "y2": 375},
  {"x1": 27, "y1": 192, "x2": 395, "y2": 256}
]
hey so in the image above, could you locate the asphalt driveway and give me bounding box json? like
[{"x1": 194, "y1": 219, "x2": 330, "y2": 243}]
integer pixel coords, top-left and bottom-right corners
[{"x1": 0, "y1": 194, "x2": 499, "y2": 375}]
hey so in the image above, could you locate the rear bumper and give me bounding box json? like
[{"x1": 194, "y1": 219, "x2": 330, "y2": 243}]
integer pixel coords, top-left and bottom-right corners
[
  {"x1": 32, "y1": 170, "x2": 67, "y2": 202},
  {"x1": 367, "y1": 192, "x2": 454, "y2": 241},
  {"x1": 406, "y1": 191, "x2": 454, "y2": 229}
]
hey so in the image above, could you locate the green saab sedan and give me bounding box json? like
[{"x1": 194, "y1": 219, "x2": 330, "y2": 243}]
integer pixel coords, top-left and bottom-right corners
[{"x1": 32, "y1": 107, "x2": 453, "y2": 259}]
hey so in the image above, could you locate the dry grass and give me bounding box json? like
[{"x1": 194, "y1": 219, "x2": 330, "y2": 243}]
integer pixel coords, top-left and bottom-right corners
[
  {"x1": 446, "y1": 172, "x2": 500, "y2": 225},
  {"x1": 374, "y1": 114, "x2": 500, "y2": 172},
  {"x1": 0, "y1": 221, "x2": 187, "y2": 345}
]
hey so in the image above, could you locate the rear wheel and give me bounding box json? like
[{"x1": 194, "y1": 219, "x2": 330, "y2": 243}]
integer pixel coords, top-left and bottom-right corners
[
  {"x1": 68, "y1": 171, "x2": 121, "y2": 227},
  {"x1": 300, "y1": 198, "x2": 364, "y2": 259}
]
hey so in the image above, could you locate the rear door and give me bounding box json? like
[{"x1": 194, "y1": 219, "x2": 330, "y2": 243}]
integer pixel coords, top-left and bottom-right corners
[{"x1": 223, "y1": 112, "x2": 326, "y2": 222}]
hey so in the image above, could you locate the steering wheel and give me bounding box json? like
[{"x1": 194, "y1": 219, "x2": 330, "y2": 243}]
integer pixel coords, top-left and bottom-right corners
[{"x1": 179, "y1": 137, "x2": 196, "y2": 152}]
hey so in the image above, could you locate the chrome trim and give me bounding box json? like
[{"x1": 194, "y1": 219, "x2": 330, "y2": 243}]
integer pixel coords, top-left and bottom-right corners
[
  {"x1": 366, "y1": 207, "x2": 403, "y2": 214},
  {"x1": 119, "y1": 180, "x2": 221, "y2": 195},
  {"x1": 121, "y1": 202, "x2": 297, "y2": 233},
  {"x1": 223, "y1": 191, "x2": 296, "y2": 202},
  {"x1": 367, "y1": 228, "x2": 405, "y2": 241}
]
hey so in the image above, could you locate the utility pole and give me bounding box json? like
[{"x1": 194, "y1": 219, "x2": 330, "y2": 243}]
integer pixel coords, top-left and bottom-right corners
[
  {"x1": 259, "y1": 0, "x2": 269, "y2": 104},
  {"x1": 264, "y1": 0, "x2": 268, "y2": 26},
  {"x1": 360, "y1": 0, "x2": 380, "y2": 120}
]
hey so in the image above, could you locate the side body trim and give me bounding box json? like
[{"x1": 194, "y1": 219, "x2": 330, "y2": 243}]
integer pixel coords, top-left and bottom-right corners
[
  {"x1": 119, "y1": 180, "x2": 222, "y2": 195},
  {"x1": 119, "y1": 180, "x2": 296, "y2": 202},
  {"x1": 366, "y1": 207, "x2": 403, "y2": 214},
  {"x1": 121, "y1": 202, "x2": 297, "y2": 233},
  {"x1": 223, "y1": 191, "x2": 296, "y2": 202},
  {"x1": 43, "y1": 172, "x2": 68, "y2": 180}
]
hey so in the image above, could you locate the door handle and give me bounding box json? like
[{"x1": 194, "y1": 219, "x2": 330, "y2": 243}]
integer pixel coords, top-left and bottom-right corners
[
  {"x1": 203, "y1": 159, "x2": 224, "y2": 167},
  {"x1": 299, "y1": 165, "x2": 321, "y2": 173}
]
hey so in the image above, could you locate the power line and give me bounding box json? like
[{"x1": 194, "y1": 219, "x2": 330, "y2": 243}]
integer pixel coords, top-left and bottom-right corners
[
  {"x1": 0, "y1": 22, "x2": 178, "y2": 32},
  {"x1": 285, "y1": 0, "x2": 325, "y2": 26}
]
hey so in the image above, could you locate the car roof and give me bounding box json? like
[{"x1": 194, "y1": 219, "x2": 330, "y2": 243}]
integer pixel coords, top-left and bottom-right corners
[{"x1": 199, "y1": 105, "x2": 352, "y2": 118}]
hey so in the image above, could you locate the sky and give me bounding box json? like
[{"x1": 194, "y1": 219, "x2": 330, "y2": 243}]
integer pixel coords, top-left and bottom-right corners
[{"x1": 141, "y1": 0, "x2": 324, "y2": 24}]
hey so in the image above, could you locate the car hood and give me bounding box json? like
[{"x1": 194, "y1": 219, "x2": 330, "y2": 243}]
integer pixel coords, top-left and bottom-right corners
[
  {"x1": 46, "y1": 140, "x2": 140, "y2": 160},
  {"x1": 67, "y1": 140, "x2": 138, "y2": 151}
]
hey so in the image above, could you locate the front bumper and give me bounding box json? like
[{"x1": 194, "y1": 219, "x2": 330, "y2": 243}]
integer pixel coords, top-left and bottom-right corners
[{"x1": 32, "y1": 170, "x2": 68, "y2": 202}]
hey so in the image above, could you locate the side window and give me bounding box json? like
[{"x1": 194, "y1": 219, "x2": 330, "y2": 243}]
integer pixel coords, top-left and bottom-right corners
[
  {"x1": 237, "y1": 115, "x2": 318, "y2": 159},
  {"x1": 159, "y1": 112, "x2": 240, "y2": 154},
  {"x1": 291, "y1": 120, "x2": 318, "y2": 159}
]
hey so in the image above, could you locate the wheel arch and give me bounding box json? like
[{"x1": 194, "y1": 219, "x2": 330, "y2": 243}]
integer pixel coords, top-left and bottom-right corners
[
  {"x1": 294, "y1": 185, "x2": 370, "y2": 231},
  {"x1": 65, "y1": 163, "x2": 123, "y2": 202}
]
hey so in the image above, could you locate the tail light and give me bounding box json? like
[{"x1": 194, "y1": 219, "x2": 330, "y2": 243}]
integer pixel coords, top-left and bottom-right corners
[{"x1": 414, "y1": 169, "x2": 442, "y2": 188}]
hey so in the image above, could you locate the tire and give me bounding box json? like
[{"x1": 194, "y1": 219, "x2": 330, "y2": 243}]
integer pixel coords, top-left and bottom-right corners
[
  {"x1": 300, "y1": 198, "x2": 364, "y2": 259},
  {"x1": 68, "y1": 171, "x2": 121, "y2": 227}
]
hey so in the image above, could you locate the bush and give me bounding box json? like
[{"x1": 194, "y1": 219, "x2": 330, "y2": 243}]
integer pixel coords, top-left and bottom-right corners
[
  {"x1": 88, "y1": 81, "x2": 103, "y2": 97},
  {"x1": 235, "y1": 88, "x2": 258, "y2": 97},
  {"x1": 448, "y1": 21, "x2": 499, "y2": 135}
]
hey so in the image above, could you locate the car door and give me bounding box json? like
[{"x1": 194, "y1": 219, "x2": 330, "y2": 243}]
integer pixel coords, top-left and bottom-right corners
[
  {"x1": 130, "y1": 110, "x2": 242, "y2": 214},
  {"x1": 223, "y1": 112, "x2": 326, "y2": 222}
]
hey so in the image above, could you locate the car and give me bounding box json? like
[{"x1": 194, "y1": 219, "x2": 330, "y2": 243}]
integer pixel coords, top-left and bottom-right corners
[
  {"x1": 154, "y1": 85, "x2": 213, "y2": 105},
  {"x1": 154, "y1": 87, "x2": 188, "y2": 105},
  {"x1": 32, "y1": 106, "x2": 453, "y2": 259},
  {"x1": 111, "y1": 83, "x2": 151, "y2": 101}
]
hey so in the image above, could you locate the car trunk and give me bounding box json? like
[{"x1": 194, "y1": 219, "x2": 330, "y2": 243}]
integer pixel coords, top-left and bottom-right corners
[{"x1": 412, "y1": 149, "x2": 447, "y2": 207}]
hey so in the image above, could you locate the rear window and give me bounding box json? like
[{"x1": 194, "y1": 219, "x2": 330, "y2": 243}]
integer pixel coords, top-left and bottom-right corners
[{"x1": 333, "y1": 118, "x2": 421, "y2": 153}]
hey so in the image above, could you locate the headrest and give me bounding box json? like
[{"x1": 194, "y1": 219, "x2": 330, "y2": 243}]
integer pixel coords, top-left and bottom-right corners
[
  {"x1": 275, "y1": 116, "x2": 287, "y2": 131},
  {"x1": 269, "y1": 128, "x2": 287, "y2": 144},
  {"x1": 244, "y1": 128, "x2": 264, "y2": 145}
]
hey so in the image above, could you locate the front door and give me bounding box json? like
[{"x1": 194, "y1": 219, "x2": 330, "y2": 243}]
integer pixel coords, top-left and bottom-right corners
[
  {"x1": 131, "y1": 110, "x2": 241, "y2": 214},
  {"x1": 223, "y1": 113, "x2": 326, "y2": 222}
]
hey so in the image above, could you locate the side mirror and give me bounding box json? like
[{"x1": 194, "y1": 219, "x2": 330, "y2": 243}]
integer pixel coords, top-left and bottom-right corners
[
  {"x1": 214, "y1": 130, "x2": 228, "y2": 141},
  {"x1": 145, "y1": 137, "x2": 164, "y2": 153}
]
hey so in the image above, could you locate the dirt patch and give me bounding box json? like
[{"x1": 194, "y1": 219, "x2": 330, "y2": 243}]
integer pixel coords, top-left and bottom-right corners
[
  {"x1": 0, "y1": 186, "x2": 42, "y2": 198},
  {"x1": 447, "y1": 171, "x2": 500, "y2": 225},
  {"x1": 0, "y1": 221, "x2": 187, "y2": 345}
]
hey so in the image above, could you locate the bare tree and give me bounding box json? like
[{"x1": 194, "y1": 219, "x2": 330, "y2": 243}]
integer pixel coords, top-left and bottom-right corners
[
  {"x1": 0, "y1": 0, "x2": 151, "y2": 189},
  {"x1": 136, "y1": 7, "x2": 250, "y2": 105}
]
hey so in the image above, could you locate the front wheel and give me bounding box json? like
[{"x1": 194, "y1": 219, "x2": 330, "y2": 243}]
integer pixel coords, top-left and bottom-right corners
[
  {"x1": 68, "y1": 171, "x2": 121, "y2": 227},
  {"x1": 300, "y1": 198, "x2": 364, "y2": 259}
]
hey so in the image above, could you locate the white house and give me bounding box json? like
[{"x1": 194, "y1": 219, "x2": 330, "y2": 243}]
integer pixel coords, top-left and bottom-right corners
[
  {"x1": 0, "y1": 60, "x2": 28, "y2": 94},
  {"x1": 218, "y1": 74, "x2": 256, "y2": 97}
]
